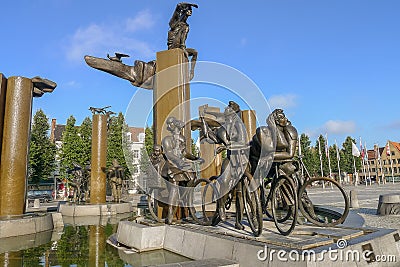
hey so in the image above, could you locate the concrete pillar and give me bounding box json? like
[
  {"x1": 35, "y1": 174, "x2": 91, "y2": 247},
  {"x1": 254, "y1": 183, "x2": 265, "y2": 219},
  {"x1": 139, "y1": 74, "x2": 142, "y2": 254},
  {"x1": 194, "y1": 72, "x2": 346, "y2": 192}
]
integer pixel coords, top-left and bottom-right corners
[
  {"x1": 241, "y1": 110, "x2": 256, "y2": 143},
  {"x1": 0, "y1": 76, "x2": 33, "y2": 216},
  {"x1": 0, "y1": 74, "x2": 7, "y2": 166},
  {"x1": 90, "y1": 114, "x2": 108, "y2": 204},
  {"x1": 153, "y1": 48, "x2": 191, "y2": 150},
  {"x1": 350, "y1": 190, "x2": 359, "y2": 208},
  {"x1": 89, "y1": 225, "x2": 106, "y2": 267}
]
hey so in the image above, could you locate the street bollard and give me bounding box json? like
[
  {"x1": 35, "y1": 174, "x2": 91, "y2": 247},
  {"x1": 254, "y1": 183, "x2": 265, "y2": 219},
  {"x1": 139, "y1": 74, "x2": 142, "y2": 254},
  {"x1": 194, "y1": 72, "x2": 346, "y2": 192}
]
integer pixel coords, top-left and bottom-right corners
[{"x1": 350, "y1": 190, "x2": 359, "y2": 208}]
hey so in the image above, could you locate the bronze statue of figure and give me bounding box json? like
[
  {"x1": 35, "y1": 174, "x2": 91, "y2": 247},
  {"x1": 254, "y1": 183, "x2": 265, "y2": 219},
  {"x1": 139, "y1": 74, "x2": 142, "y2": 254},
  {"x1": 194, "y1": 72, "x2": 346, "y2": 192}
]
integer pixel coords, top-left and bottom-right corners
[
  {"x1": 249, "y1": 109, "x2": 318, "y2": 220},
  {"x1": 196, "y1": 101, "x2": 249, "y2": 229},
  {"x1": 168, "y1": 2, "x2": 198, "y2": 79},
  {"x1": 107, "y1": 159, "x2": 125, "y2": 203},
  {"x1": 162, "y1": 116, "x2": 203, "y2": 224},
  {"x1": 67, "y1": 162, "x2": 89, "y2": 203},
  {"x1": 150, "y1": 145, "x2": 168, "y2": 177}
]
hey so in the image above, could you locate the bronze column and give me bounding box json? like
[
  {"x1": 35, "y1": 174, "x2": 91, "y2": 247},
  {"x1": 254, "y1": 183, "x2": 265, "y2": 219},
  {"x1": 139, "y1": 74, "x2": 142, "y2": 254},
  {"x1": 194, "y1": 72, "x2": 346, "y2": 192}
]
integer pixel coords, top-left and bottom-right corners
[
  {"x1": 0, "y1": 74, "x2": 7, "y2": 166},
  {"x1": 88, "y1": 225, "x2": 106, "y2": 267},
  {"x1": 241, "y1": 110, "x2": 257, "y2": 143},
  {"x1": 90, "y1": 114, "x2": 107, "y2": 204},
  {"x1": 153, "y1": 48, "x2": 191, "y2": 150},
  {"x1": 199, "y1": 105, "x2": 222, "y2": 179},
  {"x1": 0, "y1": 77, "x2": 33, "y2": 216},
  {"x1": 153, "y1": 48, "x2": 191, "y2": 219}
]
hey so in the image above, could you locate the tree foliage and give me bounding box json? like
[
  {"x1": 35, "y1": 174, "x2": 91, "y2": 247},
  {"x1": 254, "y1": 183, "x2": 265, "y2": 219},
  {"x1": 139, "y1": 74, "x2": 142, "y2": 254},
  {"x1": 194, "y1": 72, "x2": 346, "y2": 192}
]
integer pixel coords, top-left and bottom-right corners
[
  {"x1": 28, "y1": 109, "x2": 56, "y2": 185},
  {"x1": 59, "y1": 115, "x2": 85, "y2": 179},
  {"x1": 107, "y1": 112, "x2": 133, "y2": 177},
  {"x1": 79, "y1": 116, "x2": 92, "y2": 165},
  {"x1": 297, "y1": 133, "x2": 364, "y2": 179}
]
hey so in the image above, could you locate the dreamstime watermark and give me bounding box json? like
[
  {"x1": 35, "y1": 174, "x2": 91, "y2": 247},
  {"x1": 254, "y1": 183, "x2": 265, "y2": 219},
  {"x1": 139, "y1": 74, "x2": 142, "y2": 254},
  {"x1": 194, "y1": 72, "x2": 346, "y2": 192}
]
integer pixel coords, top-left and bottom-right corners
[{"x1": 256, "y1": 239, "x2": 397, "y2": 263}]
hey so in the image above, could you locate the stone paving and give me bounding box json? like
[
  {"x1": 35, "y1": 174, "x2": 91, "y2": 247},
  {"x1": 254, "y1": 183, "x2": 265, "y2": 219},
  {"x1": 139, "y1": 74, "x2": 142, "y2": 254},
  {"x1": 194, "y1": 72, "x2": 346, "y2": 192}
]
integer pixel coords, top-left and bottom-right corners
[{"x1": 308, "y1": 183, "x2": 400, "y2": 230}]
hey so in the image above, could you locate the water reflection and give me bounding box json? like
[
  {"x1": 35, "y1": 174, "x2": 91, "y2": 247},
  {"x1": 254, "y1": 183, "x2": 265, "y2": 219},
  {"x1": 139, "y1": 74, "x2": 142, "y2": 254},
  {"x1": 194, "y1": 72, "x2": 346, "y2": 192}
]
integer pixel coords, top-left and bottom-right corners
[{"x1": 0, "y1": 217, "x2": 190, "y2": 266}]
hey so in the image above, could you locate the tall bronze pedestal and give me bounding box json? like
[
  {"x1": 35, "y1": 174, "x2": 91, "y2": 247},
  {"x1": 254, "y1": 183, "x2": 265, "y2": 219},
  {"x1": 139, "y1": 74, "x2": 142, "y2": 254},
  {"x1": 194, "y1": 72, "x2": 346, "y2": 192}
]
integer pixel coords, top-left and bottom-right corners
[
  {"x1": 90, "y1": 114, "x2": 108, "y2": 204},
  {"x1": 0, "y1": 77, "x2": 33, "y2": 216},
  {"x1": 153, "y1": 48, "x2": 191, "y2": 149},
  {"x1": 153, "y1": 48, "x2": 192, "y2": 219}
]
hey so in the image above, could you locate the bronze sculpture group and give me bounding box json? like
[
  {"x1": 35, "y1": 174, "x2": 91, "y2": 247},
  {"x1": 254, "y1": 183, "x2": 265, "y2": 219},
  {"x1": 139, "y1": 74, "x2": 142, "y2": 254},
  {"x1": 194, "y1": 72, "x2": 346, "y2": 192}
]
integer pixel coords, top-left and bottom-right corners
[{"x1": 83, "y1": 2, "x2": 349, "y2": 236}]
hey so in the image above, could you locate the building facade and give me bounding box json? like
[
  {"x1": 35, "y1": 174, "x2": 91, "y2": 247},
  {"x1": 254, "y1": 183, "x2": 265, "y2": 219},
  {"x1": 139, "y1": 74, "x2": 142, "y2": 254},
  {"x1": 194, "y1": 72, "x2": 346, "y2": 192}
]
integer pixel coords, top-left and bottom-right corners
[{"x1": 360, "y1": 141, "x2": 400, "y2": 183}]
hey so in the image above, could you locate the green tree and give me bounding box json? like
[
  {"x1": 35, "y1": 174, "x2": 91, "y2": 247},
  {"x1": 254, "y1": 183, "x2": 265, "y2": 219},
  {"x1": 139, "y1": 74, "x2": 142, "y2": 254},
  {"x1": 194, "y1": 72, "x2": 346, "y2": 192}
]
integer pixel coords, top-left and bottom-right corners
[
  {"x1": 107, "y1": 112, "x2": 133, "y2": 176},
  {"x1": 298, "y1": 133, "x2": 319, "y2": 177},
  {"x1": 139, "y1": 126, "x2": 154, "y2": 175},
  {"x1": 79, "y1": 116, "x2": 92, "y2": 166},
  {"x1": 329, "y1": 143, "x2": 340, "y2": 174},
  {"x1": 28, "y1": 109, "x2": 56, "y2": 185},
  {"x1": 144, "y1": 126, "x2": 154, "y2": 155},
  {"x1": 341, "y1": 136, "x2": 361, "y2": 174},
  {"x1": 314, "y1": 134, "x2": 329, "y2": 176},
  {"x1": 59, "y1": 115, "x2": 84, "y2": 178}
]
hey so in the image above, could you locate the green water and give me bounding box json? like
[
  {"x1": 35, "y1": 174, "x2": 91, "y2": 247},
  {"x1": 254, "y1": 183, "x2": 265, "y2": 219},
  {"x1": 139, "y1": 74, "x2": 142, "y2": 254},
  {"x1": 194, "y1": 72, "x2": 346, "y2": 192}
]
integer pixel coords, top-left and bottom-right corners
[{"x1": 0, "y1": 223, "x2": 190, "y2": 266}]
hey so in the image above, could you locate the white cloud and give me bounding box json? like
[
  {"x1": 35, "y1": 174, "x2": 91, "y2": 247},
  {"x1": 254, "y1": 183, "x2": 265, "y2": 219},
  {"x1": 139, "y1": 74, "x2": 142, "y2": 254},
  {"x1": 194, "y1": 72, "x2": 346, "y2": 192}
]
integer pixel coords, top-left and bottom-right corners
[
  {"x1": 65, "y1": 10, "x2": 155, "y2": 63},
  {"x1": 268, "y1": 94, "x2": 297, "y2": 110},
  {"x1": 240, "y1": 38, "x2": 247, "y2": 46},
  {"x1": 323, "y1": 120, "x2": 356, "y2": 134},
  {"x1": 125, "y1": 10, "x2": 155, "y2": 32},
  {"x1": 306, "y1": 120, "x2": 357, "y2": 137}
]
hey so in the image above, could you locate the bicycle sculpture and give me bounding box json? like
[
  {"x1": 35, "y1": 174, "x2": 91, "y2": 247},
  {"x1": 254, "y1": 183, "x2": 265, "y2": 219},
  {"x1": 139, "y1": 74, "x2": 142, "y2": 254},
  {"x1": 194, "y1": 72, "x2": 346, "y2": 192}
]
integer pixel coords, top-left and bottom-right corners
[
  {"x1": 147, "y1": 117, "x2": 215, "y2": 225},
  {"x1": 146, "y1": 105, "x2": 349, "y2": 237},
  {"x1": 249, "y1": 109, "x2": 349, "y2": 235}
]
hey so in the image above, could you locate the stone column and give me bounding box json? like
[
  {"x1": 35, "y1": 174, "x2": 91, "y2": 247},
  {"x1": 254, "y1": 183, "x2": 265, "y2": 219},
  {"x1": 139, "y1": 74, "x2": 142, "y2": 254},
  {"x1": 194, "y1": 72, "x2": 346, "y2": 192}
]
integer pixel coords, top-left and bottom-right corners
[
  {"x1": 241, "y1": 110, "x2": 256, "y2": 143},
  {"x1": 88, "y1": 225, "x2": 106, "y2": 267},
  {"x1": 153, "y1": 48, "x2": 191, "y2": 149},
  {"x1": 0, "y1": 77, "x2": 33, "y2": 216},
  {"x1": 90, "y1": 114, "x2": 108, "y2": 204}
]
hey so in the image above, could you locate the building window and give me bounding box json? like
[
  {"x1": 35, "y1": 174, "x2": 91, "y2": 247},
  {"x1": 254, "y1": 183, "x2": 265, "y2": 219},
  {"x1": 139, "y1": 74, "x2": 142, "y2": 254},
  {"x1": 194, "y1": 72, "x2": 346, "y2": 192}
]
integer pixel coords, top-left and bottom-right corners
[
  {"x1": 370, "y1": 160, "x2": 375, "y2": 165},
  {"x1": 133, "y1": 150, "x2": 139, "y2": 159},
  {"x1": 372, "y1": 168, "x2": 376, "y2": 172},
  {"x1": 127, "y1": 132, "x2": 132, "y2": 142},
  {"x1": 383, "y1": 160, "x2": 386, "y2": 165},
  {"x1": 385, "y1": 167, "x2": 388, "y2": 174},
  {"x1": 391, "y1": 151, "x2": 395, "y2": 156},
  {"x1": 138, "y1": 132, "x2": 145, "y2": 143},
  {"x1": 395, "y1": 167, "x2": 398, "y2": 174},
  {"x1": 393, "y1": 159, "x2": 396, "y2": 164},
  {"x1": 397, "y1": 159, "x2": 400, "y2": 164}
]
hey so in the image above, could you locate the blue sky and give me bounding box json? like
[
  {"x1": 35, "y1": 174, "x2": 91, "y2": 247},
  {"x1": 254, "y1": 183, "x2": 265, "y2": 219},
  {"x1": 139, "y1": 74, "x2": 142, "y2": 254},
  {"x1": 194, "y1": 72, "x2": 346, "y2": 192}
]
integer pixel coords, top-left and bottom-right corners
[{"x1": 1, "y1": 0, "x2": 399, "y2": 149}]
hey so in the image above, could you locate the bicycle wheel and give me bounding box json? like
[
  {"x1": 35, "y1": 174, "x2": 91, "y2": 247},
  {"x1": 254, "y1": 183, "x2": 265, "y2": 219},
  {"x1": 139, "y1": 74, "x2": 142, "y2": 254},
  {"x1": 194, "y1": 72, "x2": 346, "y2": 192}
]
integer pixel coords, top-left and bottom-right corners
[
  {"x1": 271, "y1": 175, "x2": 298, "y2": 236},
  {"x1": 261, "y1": 183, "x2": 273, "y2": 219},
  {"x1": 188, "y1": 178, "x2": 218, "y2": 226},
  {"x1": 147, "y1": 188, "x2": 163, "y2": 223},
  {"x1": 242, "y1": 171, "x2": 263, "y2": 237},
  {"x1": 298, "y1": 177, "x2": 349, "y2": 227}
]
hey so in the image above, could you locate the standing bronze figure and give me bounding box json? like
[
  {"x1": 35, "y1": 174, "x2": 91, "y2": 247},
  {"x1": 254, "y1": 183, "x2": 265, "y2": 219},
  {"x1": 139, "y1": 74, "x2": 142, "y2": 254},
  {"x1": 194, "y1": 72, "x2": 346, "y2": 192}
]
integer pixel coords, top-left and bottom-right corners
[
  {"x1": 107, "y1": 159, "x2": 125, "y2": 203},
  {"x1": 162, "y1": 117, "x2": 203, "y2": 224},
  {"x1": 168, "y1": 2, "x2": 198, "y2": 79}
]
